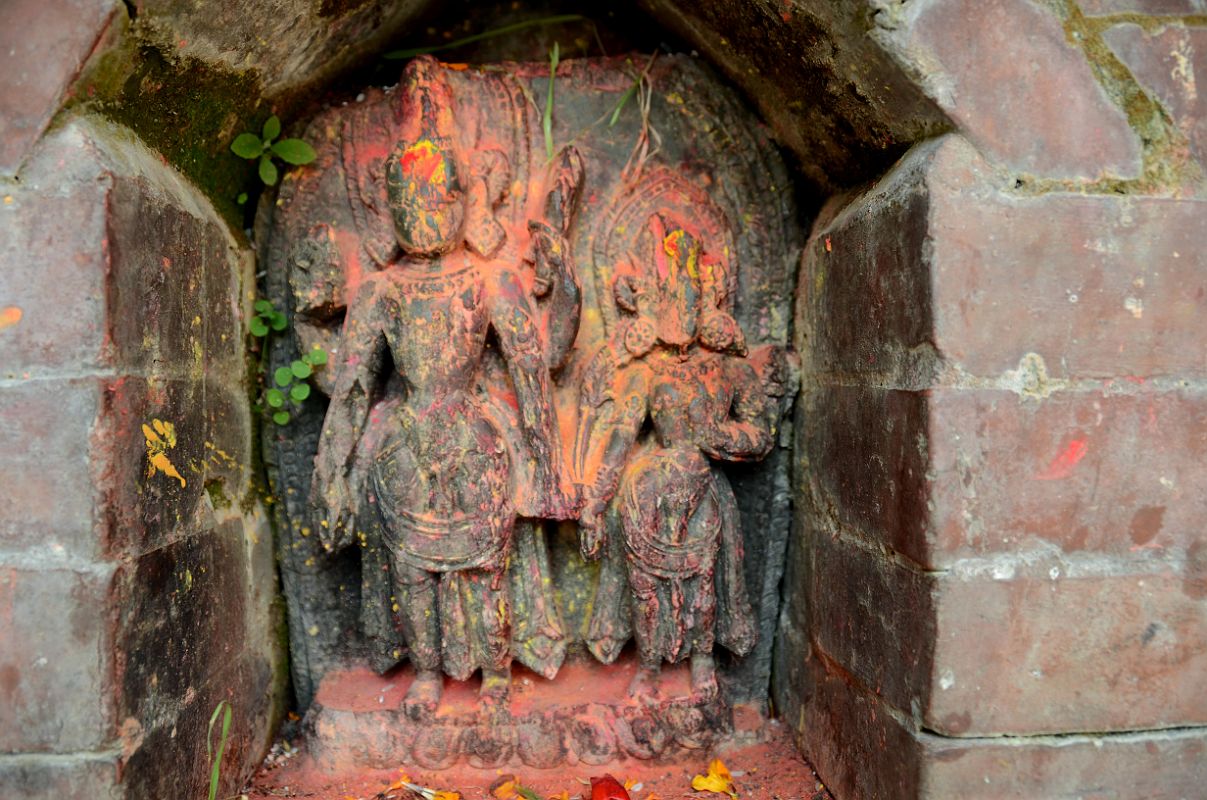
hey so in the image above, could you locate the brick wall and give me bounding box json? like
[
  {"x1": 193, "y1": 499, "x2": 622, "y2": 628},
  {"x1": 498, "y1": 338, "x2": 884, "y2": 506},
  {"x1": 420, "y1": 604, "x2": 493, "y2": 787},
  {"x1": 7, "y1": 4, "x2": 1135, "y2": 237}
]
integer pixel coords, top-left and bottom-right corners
[
  {"x1": 642, "y1": 0, "x2": 1207, "y2": 797},
  {"x1": 0, "y1": 2, "x2": 287, "y2": 797}
]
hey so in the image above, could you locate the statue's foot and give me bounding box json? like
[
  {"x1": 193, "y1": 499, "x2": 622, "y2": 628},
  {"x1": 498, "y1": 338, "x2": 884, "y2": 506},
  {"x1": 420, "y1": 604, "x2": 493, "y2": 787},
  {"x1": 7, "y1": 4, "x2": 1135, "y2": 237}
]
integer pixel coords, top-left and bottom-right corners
[
  {"x1": 403, "y1": 669, "x2": 442, "y2": 721},
  {"x1": 479, "y1": 667, "x2": 511, "y2": 709},
  {"x1": 690, "y1": 653, "x2": 719, "y2": 701},
  {"x1": 628, "y1": 664, "x2": 662, "y2": 703}
]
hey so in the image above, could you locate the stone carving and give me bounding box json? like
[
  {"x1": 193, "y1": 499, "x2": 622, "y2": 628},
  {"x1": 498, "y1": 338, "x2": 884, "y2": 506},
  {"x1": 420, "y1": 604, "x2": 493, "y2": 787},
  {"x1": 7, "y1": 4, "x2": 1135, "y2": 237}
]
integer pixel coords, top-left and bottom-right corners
[
  {"x1": 310, "y1": 58, "x2": 583, "y2": 716},
  {"x1": 262, "y1": 52, "x2": 802, "y2": 765}
]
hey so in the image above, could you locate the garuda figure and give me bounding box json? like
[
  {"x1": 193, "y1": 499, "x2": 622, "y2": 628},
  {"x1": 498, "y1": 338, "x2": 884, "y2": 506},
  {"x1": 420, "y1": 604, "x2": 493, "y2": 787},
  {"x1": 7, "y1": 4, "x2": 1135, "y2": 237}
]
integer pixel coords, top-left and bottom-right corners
[{"x1": 310, "y1": 57, "x2": 582, "y2": 718}]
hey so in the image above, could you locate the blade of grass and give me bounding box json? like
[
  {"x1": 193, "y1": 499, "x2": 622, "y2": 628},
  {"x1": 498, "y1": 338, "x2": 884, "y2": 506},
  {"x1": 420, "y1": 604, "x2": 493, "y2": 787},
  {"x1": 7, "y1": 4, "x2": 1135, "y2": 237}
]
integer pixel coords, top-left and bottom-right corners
[
  {"x1": 385, "y1": 14, "x2": 584, "y2": 59},
  {"x1": 207, "y1": 701, "x2": 232, "y2": 800},
  {"x1": 610, "y1": 83, "x2": 638, "y2": 126},
  {"x1": 544, "y1": 42, "x2": 560, "y2": 161},
  {"x1": 610, "y1": 52, "x2": 658, "y2": 127}
]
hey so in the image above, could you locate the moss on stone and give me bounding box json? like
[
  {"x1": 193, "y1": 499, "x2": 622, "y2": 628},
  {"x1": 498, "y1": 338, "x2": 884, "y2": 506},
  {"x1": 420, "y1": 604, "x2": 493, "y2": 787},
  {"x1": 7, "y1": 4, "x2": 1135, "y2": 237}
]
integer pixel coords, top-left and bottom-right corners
[
  {"x1": 1030, "y1": 0, "x2": 1203, "y2": 195},
  {"x1": 67, "y1": 24, "x2": 270, "y2": 229}
]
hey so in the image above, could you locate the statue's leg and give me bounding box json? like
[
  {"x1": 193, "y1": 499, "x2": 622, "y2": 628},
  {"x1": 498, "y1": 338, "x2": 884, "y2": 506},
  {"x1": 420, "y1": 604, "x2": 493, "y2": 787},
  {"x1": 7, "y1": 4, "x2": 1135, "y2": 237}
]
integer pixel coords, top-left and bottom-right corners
[
  {"x1": 627, "y1": 563, "x2": 663, "y2": 701},
  {"x1": 473, "y1": 568, "x2": 512, "y2": 707},
  {"x1": 688, "y1": 570, "x2": 719, "y2": 700},
  {"x1": 390, "y1": 556, "x2": 443, "y2": 720}
]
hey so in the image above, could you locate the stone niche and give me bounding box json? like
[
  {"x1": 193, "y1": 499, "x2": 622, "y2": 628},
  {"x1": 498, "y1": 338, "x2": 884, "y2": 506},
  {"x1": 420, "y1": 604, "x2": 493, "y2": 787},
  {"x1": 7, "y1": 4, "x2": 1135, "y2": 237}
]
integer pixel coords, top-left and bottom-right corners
[{"x1": 260, "y1": 51, "x2": 802, "y2": 769}]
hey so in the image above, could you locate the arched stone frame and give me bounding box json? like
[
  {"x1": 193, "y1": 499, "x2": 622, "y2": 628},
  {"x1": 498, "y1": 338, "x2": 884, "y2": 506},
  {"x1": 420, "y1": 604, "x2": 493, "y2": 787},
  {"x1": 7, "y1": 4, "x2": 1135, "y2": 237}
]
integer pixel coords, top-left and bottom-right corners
[{"x1": 1, "y1": 1, "x2": 1204, "y2": 798}]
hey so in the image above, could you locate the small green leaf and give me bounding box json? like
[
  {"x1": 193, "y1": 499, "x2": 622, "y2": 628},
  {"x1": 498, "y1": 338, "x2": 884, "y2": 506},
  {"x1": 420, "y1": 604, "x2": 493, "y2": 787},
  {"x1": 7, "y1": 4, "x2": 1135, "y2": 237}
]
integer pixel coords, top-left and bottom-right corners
[
  {"x1": 231, "y1": 133, "x2": 263, "y2": 159},
  {"x1": 266, "y1": 388, "x2": 285, "y2": 408},
  {"x1": 261, "y1": 115, "x2": 281, "y2": 143},
  {"x1": 272, "y1": 139, "x2": 317, "y2": 166},
  {"x1": 269, "y1": 311, "x2": 288, "y2": 331},
  {"x1": 307, "y1": 347, "x2": 328, "y2": 366},
  {"x1": 259, "y1": 155, "x2": 278, "y2": 186},
  {"x1": 274, "y1": 366, "x2": 294, "y2": 387},
  {"x1": 290, "y1": 383, "x2": 311, "y2": 402},
  {"x1": 249, "y1": 316, "x2": 268, "y2": 337},
  {"x1": 291, "y1": 360, "x2": 312, "y2": 379},
  {"x1": 273, "y1": 410, "x2": 291, "y2": 426},
  {"x1": 236, "y1": 192, "x2": 249, "y2": 205},
  {"x1": 254, "y1": 299, "x2": 274, "y2": 314}
]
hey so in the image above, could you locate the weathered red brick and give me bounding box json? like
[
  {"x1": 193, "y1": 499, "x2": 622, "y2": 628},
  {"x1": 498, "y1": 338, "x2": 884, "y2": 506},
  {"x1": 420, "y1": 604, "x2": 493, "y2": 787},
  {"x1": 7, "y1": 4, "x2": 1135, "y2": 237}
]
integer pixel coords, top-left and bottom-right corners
[
  {"x1": 0, "y1": 380, "x2": 102, "y2": 558},
  {"x1": 1080, "y1": 0, "x2": 1206, "y2": 13},
  {"x1": 0, "y1": 564, "x2": 116, "y2": 753},
  {"x1": 0, "y1": 0, "x2": 118, "y2": 175},
  {"x1": 928, "y1": 387, "x2": 1207, "y2": 563},
  {"x1": 799, "y1": 386, "x2": 930, "y2": 562},
  {"x1": 0, "y1": 754, "x2": 119, "y2": 800},
  {"x1": 931, "y1": 558, "x2": 1207, "y2": 735},
  {"x1": 885, "y1": 0, "x2": 1142, "y2": 180},
  {"x1": 778, "y1": 649, "x2": 1207, "y2": 800},
  {"x1": 1105, "y1": 23, "x2": 1207, "y2": 178},
  {"x1": 0, "y1": 148, "x2": 110, "y2": 375},
  {"x1": 806, "y1": 529, "x2": 1207, "y2": 736},
  {"x1": 802, "y1": 135, "x2": 1207, "y2": 383}
]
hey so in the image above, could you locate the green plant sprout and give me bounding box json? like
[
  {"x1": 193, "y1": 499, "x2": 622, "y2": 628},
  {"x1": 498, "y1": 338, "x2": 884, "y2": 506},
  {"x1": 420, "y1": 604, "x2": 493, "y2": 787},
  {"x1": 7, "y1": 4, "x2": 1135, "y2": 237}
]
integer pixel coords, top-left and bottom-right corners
[
  {"x1": 207, "y1": 700, "x2": 232, "y2": 800},
  {"x1": 249, "y1": 299, "x2": 327, "y2": 426},
  {"x1": 267, "y1": 346, "x2": 327, "y2": 426},
  {"x1": 231, "y1": 115, "x2": 317, "y2": 187},
  {"x1": 250, "y1": 298, "x2": 287, "y2": 337},
  {"x1": 384, "y1": 14, "x2": 585, "y2": 60}
]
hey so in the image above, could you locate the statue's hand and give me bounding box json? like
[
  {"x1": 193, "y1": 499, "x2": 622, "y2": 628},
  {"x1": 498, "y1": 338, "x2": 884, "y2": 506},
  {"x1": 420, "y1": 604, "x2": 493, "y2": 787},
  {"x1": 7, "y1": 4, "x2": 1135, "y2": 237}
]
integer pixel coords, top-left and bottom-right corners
[
  {"x1": 577, "y1": 492, "x2": 607, "y2": 560},
  {"x1": 311, "y1": 472, "x2": 353, "y2": 552},
  {"x1": 578, "y1": 511, "x2": 604, "y2": 561},
  {"x1": 526, "y1": 220, "x2": 569, "y2": 298}
]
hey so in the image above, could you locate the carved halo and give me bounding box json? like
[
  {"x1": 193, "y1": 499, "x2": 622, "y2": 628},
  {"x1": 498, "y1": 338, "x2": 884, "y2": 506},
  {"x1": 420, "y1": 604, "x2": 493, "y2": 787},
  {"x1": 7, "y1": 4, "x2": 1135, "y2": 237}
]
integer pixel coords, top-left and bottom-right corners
[{"x1": 590, "y1": 167, "x2": 737, "y2": 339}]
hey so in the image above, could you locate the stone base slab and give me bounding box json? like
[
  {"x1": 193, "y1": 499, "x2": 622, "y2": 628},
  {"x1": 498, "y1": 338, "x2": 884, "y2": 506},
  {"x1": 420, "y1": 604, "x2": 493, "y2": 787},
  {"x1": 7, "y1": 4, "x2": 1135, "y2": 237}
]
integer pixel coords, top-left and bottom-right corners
[{"x1": 306, "y1": 654, "x2": 769, "y2": 771}]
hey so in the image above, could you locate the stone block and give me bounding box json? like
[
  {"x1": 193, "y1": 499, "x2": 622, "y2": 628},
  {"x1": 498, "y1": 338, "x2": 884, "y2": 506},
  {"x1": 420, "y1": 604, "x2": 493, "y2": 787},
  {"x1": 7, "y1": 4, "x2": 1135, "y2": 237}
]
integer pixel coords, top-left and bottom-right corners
[
  {"x1": 636, "y1": 0, "x2": 950, "y2": 191},
  {"x1": 931, "y1": 556, "x2": 1207, "y2": 736},
  {"x1": 1106, "y1": 23, "x2": 1207, "y2": 176},
  {"x1": 0, "y1": 754, "x2": 119, "y2": 800},
  {"x1": 105, "y1": 176, "x2": 247, "y2": 375},
  {"x1": 0, "y1": 154, "x2": 110, "y2": 375},
  {"x1": 806, "y1": 529, "x2": 1207, "y2": 736},
  {"x1": 1080, "y1": 0, "x2": 1207, "y2": 13},
  {"x1": 806, "y1": 531, "x2": 936, "y2": 716},
  {"x1": 784, "y1": 650, "x2": 1207, "y2": 800},
  {"x1": 927, "y1": 387, "x2": 1207, "y2": 563},
  {"x1": 112, "y1": 519, "x2": 283, "y2": 799},
  {"x1": 926, "y1": 178, "x2": 1207, "y2": 382},
  {"x1": 0, "y1": 0, "x2": 119, "y2": 175},
  {"x1": 1, "y1": 114, "x2": 251, "y2": 378},
  {"x1": 0, "y1": 564, "x2": 116, "y2": 753},
  {"x1": 133, "y1": 0, "x2": 432, "y2": 96},
  {"x1": 880, "y1": 0, "x2": 1142, "y2": 180},
  {"x1": 802, "y1": 135, "x2": 1207, "y2": 383},
  {"x1": 0, "y1": 379, "x2": 102, "y2": 559},
  {"x1": 799, "y1": 386, "x2": 931, "y2": 561},
  {"x1": 99, "y1": 375, "x2": 252, "y2": 557}
]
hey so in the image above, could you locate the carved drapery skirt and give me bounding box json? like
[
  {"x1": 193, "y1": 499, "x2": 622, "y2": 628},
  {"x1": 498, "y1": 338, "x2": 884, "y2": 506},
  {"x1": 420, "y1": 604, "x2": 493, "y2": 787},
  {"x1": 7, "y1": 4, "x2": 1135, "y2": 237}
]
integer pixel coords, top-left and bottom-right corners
[{"x1": 618, "y1": 447, "x2": 722, "y2": 663}]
